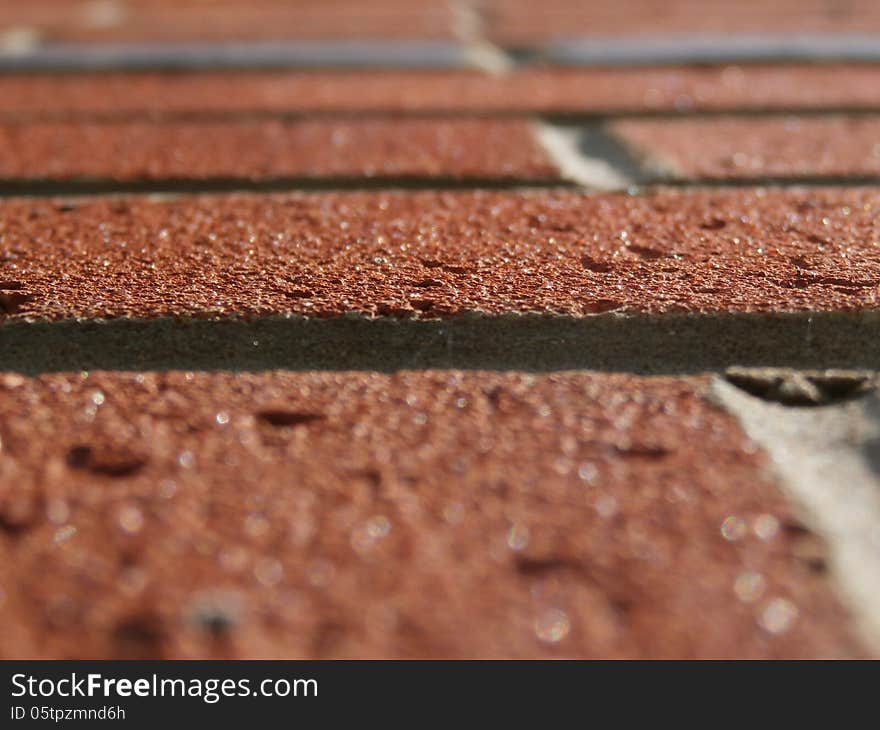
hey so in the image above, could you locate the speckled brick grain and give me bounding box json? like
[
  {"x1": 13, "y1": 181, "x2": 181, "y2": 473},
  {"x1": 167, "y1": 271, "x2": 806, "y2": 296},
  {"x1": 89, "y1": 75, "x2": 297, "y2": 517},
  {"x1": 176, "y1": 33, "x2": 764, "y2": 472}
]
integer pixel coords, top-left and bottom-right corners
[
  {"x1": 0, "y1": 371, "x2": 860, "y2": 658},
  {"x1": 1, "y1": 188, "x2": 879, "y2": 322}
]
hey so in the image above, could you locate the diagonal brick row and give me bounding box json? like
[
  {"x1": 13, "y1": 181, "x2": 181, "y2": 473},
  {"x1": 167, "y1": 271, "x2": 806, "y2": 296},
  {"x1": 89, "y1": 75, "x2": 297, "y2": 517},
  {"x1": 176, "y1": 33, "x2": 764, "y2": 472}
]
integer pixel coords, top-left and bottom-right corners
[
  {"x1": 0, "y1": 119, "x2": 556, "y2": 183},
  {"x1": 1, "y1": 188, "x2": 877, "y2": 322}
]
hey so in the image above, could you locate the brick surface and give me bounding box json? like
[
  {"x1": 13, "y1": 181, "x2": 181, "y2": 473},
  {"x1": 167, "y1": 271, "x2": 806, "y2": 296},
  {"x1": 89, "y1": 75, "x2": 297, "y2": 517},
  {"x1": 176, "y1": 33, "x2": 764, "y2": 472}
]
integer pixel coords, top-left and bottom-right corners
[
  {"x1": 0, "y1": 119, "x2": 555, "y2": 182},
  {"x1": 1, "y1": 188, "x2": 879, "y2": 322},
  {"x1": 0, "y1": 0, "x2": 878, "y2": 668},
  {"x1": 0, "y1": 0, "x2": 454, "y2": 42},
  {"x1": 0, "y1": 370, "x2": 860, "y2": 658},
  {"x1": 485, "y1": 0, "x2": 880, "y2": 43},
  {"x1": 610, "y1": 116, "x2": 880, "y2": 181},
  {"x1": 10, "y1": 0, "x2": 879, "y2": 46},
  {"x1": 3, "y1": 66, "x2": 880, "y2": 119}
]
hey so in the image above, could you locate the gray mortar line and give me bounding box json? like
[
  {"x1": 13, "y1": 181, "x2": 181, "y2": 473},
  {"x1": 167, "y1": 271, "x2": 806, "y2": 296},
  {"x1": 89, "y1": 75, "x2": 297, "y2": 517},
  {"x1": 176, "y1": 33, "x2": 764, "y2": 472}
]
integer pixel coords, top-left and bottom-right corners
[
  {"x1": 4, "y1": 32, "x2": 880, "y2": 72},
  {"x1": 0, "y1": 40, "x2": 473, "y2": 72},
  {"x1": 535, "y1": 34, "x2": 880, "y2": 66},
  {"x1": 712, "y1": 378, "x2": 880, "y2": 654},
  {"x1": 0, "y1": 5, "x2": 514, "y2": 74},
  {"x1": 3, "y1": 311, "x2": 880, "y2": 375},
  {"x1": 451, "y1": 0, "x2": 514, "y2": 74},
  {"x1": 0, "y1": 1, "x2": 513, "y2": 74}
]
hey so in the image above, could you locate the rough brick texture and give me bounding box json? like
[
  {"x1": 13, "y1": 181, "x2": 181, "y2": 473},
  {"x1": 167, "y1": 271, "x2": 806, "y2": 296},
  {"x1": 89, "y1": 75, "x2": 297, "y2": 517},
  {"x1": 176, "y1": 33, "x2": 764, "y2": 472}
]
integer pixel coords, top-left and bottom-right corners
[
  {"x1": 1, "y1": 188, "x2": 879, "y2": 322},
  {"x1": 0, "y1": 371, "x2": 859, "y2": 659}
]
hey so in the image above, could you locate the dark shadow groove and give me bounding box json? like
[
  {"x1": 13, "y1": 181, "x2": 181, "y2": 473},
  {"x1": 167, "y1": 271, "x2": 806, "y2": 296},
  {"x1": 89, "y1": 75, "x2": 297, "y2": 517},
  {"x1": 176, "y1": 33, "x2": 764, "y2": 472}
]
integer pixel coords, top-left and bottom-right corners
[
  {"x1": 0, "y1": 176, "x2": 574, "y2": 198},
  {"x1": 2, "y1": 108, "x2": 880, "y2": 127},
  {"x1": 575, "y1": 123, "x2": 652, "y2": 183},
  {"x1": 0, "y1": 40, "x2": 470, "y2": 73},
  {"x1": 542, "y1": 108, "x2": 880, "y2": 123},
  {"x1": 2, "y1": 312, "x2": 879, "y2": 375},
  {"x1": 645, "y1": 175, "x2": 880, "y2": 188},
  {"x1": 0, "y1": 174, "x2": 872, "y2": 200}
]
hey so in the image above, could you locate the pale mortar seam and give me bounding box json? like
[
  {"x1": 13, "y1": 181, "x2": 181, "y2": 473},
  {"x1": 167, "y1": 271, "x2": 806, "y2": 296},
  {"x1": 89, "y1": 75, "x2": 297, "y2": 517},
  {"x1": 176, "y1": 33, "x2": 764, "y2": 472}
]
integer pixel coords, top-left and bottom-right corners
[
  {"x1": 451, "y1": 0, "x2": 514, "y2": 74},
  {"x1": 712, "y1": 378, "x2": 880, "y2": 655},
  {"x1": 533, "y1": 122, "x2": 634, "y2": 189}
]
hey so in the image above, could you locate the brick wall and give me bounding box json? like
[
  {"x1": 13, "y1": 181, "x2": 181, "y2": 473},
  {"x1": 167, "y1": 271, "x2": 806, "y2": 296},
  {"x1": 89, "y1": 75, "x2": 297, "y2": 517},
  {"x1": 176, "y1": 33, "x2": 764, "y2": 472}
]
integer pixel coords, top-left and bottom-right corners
[{"x1": 1, "y1": 0, "x2": 879, "y2": 659}]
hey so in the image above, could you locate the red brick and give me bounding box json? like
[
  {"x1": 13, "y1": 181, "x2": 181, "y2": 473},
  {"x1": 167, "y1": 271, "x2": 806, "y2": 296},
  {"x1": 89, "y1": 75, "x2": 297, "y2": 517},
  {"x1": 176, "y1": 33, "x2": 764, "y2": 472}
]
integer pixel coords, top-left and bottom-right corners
[
  {"x1": 1, "y1": 188, "x2": 879, "y2": 322},
  {"x1": 0, "y1": 371, "x2": 860, "y2": 658},
  {"x1": 0, "y1": 119, "x2": 554, "y2": 181},
  {"x1": 610, "y1": 116, "x2": 880, "y2": 181},
  {"x1": 485, "y1": 0, "x2": 880, "y2": 43},
  {"x1": 0, "y1": 0, "x2": 454, "y2": 42},
  {"x1": 2, "y1": 66, "x2": 880, "y2": 119}
]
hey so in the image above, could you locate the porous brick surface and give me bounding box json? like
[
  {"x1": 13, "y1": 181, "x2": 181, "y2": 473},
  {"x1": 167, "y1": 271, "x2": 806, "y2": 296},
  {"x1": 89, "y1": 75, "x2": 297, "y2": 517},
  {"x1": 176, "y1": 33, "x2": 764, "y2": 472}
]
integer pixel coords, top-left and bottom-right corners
[
  {"x1": 0, "y1": 119, "x2": 555, "y2": 182},
  {"x1": 0, "y1": 371, "x2": 860, "y2": 658},
  {"x1": 1, "y1": 188, "x2": 879, "y2": 322}
]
